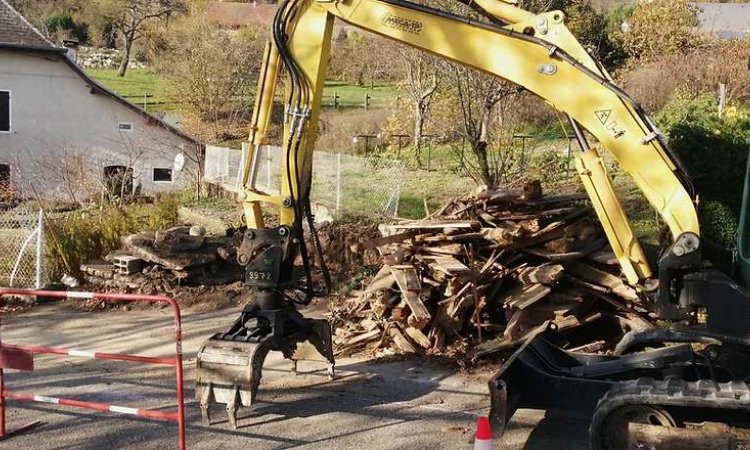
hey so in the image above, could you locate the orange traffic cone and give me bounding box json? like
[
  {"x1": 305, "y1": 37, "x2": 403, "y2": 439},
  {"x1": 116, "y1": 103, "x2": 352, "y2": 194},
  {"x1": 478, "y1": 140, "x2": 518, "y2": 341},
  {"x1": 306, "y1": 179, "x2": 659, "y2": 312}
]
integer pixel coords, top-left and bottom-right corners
[{"x1": 474, "y1": 416, "x2": 493, "y2": 450}]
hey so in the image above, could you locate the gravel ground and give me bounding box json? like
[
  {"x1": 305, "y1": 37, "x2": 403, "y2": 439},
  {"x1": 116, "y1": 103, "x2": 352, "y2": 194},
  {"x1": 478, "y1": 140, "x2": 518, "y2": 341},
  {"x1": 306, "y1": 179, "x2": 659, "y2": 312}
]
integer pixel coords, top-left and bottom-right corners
[{"x1": 0, "y1": 304, "x2": 589, "y2": 449}]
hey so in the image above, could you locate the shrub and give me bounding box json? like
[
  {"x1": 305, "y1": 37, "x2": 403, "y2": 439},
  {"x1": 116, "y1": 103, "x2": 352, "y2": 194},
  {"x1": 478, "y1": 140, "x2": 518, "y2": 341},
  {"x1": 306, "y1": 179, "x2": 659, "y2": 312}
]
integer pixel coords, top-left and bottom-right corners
[
  {"x1": 620, "y1": 41, "x2": 750, "y2": 112},
  {"x1": 656, "y1": 93, "x2": 749, "y2": 214},
  {"x1": 655, "y1": 94, "x2": 749, "y2": 251},
  {"x1": 700, "y1": 200, "x2": 739, "y2": 249},
  {"x1": 531, "y1": 148, "x2": 571, "y2": 183},
  {"x1": 46, "y1": 12, "x2": 88, "y2": 43},
  {"x1": 612, "y1": 0, "x2": 700, "y2": 61}
]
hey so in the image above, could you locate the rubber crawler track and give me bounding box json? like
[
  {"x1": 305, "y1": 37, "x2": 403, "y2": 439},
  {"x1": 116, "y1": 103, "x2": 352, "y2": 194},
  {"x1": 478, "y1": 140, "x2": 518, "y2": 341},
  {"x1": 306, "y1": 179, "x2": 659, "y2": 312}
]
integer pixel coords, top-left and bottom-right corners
[{"x1": 589, "y1": 378, "x2": 750, "y2": 450}]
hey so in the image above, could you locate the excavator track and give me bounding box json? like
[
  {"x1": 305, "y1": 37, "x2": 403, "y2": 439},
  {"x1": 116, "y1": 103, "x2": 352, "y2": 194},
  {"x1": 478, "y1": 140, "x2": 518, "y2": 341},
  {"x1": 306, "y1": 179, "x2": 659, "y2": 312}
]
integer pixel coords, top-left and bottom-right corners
[{"x1": 590, "y1": 378, "x2": 750, "y2": 450}]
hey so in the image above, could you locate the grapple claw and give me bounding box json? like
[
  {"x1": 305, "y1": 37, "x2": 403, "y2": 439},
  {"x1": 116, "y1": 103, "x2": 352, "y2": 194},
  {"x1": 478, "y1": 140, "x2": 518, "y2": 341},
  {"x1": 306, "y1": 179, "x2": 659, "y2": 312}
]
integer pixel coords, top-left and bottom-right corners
[
  {"x1": 196, "y1": 303, "x2": 336, "y2": 428},
  {"x1": 308, "y1": 318, "x2": 335, "y2": 367},
  {"x1": 199, "y1": 384, "x2": 212, "y2": 426},
  {"x1": 196, "y1": 336, "x2": 273, "y2": 427},
  {"x1": 327, "y1": 362, "x2": 335, "y2": 381},
  {"x1": 226, "y1": 390, "x2": 239, "y2": 430}
]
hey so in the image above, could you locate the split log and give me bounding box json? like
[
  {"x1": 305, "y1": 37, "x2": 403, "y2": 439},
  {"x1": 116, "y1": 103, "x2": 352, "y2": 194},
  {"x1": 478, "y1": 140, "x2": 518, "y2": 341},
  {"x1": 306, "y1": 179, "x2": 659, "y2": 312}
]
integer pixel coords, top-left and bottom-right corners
[
  {"x1": 388, "y1": 323, "x2": 418, "y2": 353},
  {"x1": 390, "y1": 265, "x2": 431, "y2": 329},
  {"x1": 516, "y1": 264, "x2": 564, "y2": 286},
  {"x1": 501, "y1": 284, "x2": 551, "y2": 310},
  {"x1": 625, "y1": 422, "x2": 750, "y2": 450},
  {"x1": 405, "y1": 327, "x2": 432, "y2": 349},
  {"x1": 568, "y1": 263, "x2": 640, "y2": 302},
  {"x1": 427, "y1": 256, "x2": 471, "y2": 277}
]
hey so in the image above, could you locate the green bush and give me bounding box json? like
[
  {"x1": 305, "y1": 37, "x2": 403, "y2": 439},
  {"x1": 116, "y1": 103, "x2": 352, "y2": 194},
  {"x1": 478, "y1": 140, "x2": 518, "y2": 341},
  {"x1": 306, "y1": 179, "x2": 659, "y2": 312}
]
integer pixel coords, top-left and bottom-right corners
[
  {"x1": 530, "y1": 148, "x2": 572, "y2": 183},
  {"x1": 656, "y1": 94, "x2": 749, "y2": 215},
  {"x1": 45, "y1": 12, "x2": 88, "y2": 43},
  {"x1": 699, "y1": 200, "x2": 739, "y2": 249}
]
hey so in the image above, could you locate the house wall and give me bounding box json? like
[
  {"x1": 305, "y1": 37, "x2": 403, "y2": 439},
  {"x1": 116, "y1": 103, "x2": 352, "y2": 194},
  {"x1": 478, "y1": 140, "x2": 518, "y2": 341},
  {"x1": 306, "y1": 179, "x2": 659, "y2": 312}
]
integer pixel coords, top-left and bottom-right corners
[{"x1": 0, "y1": 49, "x2": 200, "y2": 201}]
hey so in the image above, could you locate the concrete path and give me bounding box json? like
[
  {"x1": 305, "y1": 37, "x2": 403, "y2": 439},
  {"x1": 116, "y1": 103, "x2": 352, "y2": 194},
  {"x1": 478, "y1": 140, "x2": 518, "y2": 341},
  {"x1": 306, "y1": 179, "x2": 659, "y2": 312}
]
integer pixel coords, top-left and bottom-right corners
[{"x1": 0, "y1": 304, "x2": 590, "y2": 449}]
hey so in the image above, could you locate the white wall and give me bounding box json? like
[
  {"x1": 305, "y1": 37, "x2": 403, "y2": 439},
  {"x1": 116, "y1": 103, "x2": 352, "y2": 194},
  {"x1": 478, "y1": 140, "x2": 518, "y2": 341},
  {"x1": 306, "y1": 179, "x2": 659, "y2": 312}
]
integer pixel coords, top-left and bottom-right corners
[{"x1": 0, "y1": 49, "x2": 199, "y2": 201}]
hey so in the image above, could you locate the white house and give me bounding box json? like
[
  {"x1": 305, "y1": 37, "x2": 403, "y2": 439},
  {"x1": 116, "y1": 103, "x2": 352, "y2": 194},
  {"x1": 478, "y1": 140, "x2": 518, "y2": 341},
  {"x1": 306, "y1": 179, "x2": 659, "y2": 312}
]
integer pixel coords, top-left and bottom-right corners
[
  {"x1": 693, "y1": 2, "x2": 750, "y2": 40},
  {"x1": 0, "y1": 0, "x2": 203, "y2": 202}
]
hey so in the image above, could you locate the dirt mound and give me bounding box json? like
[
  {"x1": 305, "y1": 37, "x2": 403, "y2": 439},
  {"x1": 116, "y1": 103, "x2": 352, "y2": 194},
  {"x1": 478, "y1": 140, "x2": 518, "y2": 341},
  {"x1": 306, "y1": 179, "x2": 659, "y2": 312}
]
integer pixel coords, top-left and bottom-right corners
[{"x1": 313, "y1": 220, "x2": 381, "y2": 270}]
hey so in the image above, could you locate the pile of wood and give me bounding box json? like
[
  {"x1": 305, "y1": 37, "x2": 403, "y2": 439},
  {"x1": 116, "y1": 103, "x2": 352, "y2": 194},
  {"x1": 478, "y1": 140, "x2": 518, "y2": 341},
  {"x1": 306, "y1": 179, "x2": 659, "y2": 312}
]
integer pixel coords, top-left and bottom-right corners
[{"x1": 334, "y1": 181, "x2": 655, "y2": 359}]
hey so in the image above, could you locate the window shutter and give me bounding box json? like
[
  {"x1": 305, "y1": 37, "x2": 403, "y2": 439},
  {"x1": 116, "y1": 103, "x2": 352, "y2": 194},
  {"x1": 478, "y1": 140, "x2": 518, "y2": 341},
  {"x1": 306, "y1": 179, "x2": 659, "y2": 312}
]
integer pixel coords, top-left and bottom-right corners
[{"x1": 0, "y1": 91, "x2": 9, "y2": 132}]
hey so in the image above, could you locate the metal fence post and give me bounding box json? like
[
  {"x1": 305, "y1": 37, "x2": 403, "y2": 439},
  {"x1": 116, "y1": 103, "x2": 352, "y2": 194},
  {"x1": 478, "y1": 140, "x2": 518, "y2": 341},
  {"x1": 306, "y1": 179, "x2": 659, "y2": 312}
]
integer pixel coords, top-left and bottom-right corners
[
  {"x1": 335, "y1": 152, "x2": 342, "y2": 212},
  {"x1": 266, "y1": 149, "x2": 272, "y2": 193},
  {"x1": 35, "y1": 209, "x2": 43, "y2": 289}
]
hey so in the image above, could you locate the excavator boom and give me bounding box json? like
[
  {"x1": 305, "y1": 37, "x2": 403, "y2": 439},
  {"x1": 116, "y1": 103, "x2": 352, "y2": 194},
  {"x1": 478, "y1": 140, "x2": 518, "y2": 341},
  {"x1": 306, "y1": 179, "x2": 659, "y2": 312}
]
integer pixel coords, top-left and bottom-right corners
[{"x1": 196, "y1": 1, "x2": 750, "y2": 447}]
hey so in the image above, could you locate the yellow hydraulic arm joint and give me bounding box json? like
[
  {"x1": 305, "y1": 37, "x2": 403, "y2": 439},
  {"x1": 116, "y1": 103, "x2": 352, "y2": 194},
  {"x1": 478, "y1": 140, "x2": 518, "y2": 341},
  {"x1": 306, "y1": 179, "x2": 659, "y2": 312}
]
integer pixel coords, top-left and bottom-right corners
[
  {"x1": 577, "y1": 147, "x2": 652, "y2": 283},
  {"x1": 239, "y1": 41, "x2": 283, "y2": 229}
]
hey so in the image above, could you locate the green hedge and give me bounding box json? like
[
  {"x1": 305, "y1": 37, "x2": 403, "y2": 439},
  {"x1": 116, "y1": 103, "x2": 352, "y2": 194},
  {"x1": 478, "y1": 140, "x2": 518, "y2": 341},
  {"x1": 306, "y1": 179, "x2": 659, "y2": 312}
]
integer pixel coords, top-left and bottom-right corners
[{"x1": 656, "y1": 94, "x2": 749, "y2": 249}]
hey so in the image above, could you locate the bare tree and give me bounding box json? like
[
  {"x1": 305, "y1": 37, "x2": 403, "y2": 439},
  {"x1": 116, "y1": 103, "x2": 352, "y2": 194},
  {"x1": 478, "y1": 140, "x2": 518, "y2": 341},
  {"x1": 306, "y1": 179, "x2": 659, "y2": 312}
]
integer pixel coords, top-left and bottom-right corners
[
  {"x1": 447, "y1": 64, "x2": 520, "y2": 189},
  {"x1": 93, "y1": 0, "x2": 186, "y2": 77},
  {"x1": 31, "y1": 147, "x2": 92, "y2": 204},
  {"x1": 398, "y1": 47, "x2": 439, "y2": 164},
  {"x1": 159, "y1": 18, "x2": 263, "y2": 143}
]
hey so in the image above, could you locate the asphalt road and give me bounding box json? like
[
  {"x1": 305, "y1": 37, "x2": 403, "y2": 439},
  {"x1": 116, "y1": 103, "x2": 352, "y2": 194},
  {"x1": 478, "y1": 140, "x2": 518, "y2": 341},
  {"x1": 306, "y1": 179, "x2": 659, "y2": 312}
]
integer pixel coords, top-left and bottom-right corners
[{"x1": 0, "y1": 304, "x2": 590, "y2": 449}]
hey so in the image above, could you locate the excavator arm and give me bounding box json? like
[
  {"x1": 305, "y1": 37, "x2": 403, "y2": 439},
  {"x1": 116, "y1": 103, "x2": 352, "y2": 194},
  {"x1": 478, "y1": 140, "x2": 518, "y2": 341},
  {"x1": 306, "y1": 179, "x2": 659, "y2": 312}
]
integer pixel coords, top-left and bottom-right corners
[
  {"x1": 199, "y1": 1, "x2": 750, "y2": 446},
  {"x1": 239, "y1": 0, "x2": 700, "y2": 286}
]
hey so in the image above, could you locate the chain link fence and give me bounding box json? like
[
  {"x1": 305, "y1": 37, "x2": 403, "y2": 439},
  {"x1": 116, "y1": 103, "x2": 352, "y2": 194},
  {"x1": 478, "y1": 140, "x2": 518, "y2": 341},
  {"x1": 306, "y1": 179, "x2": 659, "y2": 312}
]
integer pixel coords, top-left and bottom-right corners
[
  {"x1": 204, "y1": 145, "x2": 405, "y2": 218},
  {"x1": 0, "y1": 206, "x2": 44, "y2": 288}
]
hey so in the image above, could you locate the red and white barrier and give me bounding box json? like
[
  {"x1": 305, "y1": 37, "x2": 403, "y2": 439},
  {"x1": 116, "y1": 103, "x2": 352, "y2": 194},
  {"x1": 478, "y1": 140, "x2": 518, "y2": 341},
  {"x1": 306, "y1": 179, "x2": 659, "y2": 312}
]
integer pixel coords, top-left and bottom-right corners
[{"x1": 0, "y1": 289, "x2": 186, "y2": 450}]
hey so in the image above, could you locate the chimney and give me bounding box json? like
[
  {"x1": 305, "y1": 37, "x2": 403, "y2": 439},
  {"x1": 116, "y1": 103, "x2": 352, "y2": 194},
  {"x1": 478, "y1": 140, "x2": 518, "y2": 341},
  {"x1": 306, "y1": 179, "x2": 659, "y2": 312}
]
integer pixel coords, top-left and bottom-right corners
[{"x1": 62, "y1": 39, "x2": 79, "y2": 65}]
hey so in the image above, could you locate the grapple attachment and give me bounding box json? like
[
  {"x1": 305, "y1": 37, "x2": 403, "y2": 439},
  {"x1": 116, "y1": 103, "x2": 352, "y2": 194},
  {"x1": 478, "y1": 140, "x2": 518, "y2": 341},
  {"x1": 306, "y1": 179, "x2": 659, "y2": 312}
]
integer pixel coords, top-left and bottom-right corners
[
  {"x1": 196, "y1": 336, "x2": 272, "y2": 429},
  {"x1": 196, "y1": 312, "x2": 334, "y2": 429}
]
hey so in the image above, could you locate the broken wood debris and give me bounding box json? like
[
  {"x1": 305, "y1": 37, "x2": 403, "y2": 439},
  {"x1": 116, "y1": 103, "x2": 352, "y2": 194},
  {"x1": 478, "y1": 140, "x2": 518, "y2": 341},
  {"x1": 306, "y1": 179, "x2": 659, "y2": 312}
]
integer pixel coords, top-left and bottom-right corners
[
  {"x1": 81, "y1": 225, "x2": 243, "y2": 294},
  {"x1": 333, "y1": 181, "x2": 656, "y2": 360}
]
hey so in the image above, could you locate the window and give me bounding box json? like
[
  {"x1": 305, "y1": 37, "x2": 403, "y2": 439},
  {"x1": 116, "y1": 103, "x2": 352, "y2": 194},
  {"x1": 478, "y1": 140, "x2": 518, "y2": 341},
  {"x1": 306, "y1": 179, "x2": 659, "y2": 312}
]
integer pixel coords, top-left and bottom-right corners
[
  {"x1": 118, "y1": 122, "x2": 133, "y2": 131},
  {"x1": 0, "y1": 164, "x2": 9, "y2": 184},
  {"x1": 103, "y1": 165, "x2": 133, "y2": 198},
  {"x1": 153, "y1": 168, "x2": 173, "y2": 183},
  {"x1": 0, "y1": 164, "x2": 10, "y2": 189},
  {"x1": 0, "y1": 164, "x2": 11, "y2": 201},
  {"x1": 0, "y1": 91, "x2": 10, "y2": 133}
]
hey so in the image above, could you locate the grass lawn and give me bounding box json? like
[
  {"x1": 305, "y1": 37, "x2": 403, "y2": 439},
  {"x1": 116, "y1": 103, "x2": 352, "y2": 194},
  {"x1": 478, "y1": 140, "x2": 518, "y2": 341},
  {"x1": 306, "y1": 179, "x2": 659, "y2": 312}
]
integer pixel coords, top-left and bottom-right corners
[
  {"x1": 321, "y1": 81, "x2": 397, "y2": 108},
  {"x1": 85, "y1": 68, "x2": 173, "y2": 112},
  {"x1": 86, "y1": 68, "x2": 397, "y2": 112}
]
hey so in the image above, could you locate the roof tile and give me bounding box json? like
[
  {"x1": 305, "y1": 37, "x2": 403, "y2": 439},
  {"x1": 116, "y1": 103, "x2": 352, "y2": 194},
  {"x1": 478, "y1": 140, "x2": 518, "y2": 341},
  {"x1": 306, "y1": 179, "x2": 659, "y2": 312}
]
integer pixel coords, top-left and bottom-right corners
[{"x1": 0, "y1": 0, "x2": 55, "y2": 48}]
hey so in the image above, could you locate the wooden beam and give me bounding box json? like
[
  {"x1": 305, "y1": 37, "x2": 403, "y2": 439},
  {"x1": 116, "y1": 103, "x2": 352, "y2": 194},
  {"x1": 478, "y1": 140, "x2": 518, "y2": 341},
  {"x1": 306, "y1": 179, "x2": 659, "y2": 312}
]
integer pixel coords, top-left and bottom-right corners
[{"x1": 390, "y1": 266, "x2": 431, "y2": 329}]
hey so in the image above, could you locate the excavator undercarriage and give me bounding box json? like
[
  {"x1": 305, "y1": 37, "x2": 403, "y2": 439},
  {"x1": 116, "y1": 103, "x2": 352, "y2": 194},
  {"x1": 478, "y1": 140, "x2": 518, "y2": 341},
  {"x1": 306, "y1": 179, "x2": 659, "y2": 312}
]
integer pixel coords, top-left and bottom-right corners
[{"x1": 491, "y1": 264, "x2": 750, "y2": 449}]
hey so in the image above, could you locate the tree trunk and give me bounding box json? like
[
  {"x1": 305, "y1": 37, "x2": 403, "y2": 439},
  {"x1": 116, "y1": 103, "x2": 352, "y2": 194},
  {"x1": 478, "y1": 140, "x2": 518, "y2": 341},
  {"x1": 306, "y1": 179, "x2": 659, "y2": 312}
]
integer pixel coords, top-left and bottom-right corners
[
  {"x1": 473, "y1": 141, "x2": 495, "y2": 190},
  {"x1": 118, "y1": 34, "x2": 133, "y2": 77},
  {"x1": 479, "y1": 103, "x2": 492, "y2": 144},
  {"x1": 413, "y1": 101, "x2": 426, "y2": 164}
]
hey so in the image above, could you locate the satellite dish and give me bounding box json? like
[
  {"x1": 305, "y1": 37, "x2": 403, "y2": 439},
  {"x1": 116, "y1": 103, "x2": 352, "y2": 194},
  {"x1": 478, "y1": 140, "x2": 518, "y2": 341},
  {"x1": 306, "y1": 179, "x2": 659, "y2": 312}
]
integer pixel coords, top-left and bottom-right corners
[{"x1": 173, "y1": 152, "x2": 186, "y2": 172}]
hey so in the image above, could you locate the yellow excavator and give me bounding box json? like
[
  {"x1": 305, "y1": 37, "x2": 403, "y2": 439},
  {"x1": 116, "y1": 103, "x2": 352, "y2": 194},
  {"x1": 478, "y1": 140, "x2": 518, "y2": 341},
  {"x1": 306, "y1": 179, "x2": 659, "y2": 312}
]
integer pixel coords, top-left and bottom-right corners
[{"x1": 195, "y1": 0, "x2": 750, "y2": 448}]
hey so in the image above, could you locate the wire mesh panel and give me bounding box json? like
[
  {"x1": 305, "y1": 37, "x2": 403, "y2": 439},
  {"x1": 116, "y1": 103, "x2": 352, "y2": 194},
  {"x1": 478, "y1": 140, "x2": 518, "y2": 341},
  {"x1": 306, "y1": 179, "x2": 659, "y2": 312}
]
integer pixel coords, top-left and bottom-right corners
[
  {"x1": 255, "y1": 145, "x2": 283, "y2": 195},
  {"x1": 203, "y1": 145, "x2": 405, "y2": 218},
  {"x1": 0, "y1": 206, "x2": 44, "y2": 288},
  {"x1": 324, "y1": 152, "x2": 404, "y2": 217},
  {"x1": 203, "y1": 145, "x2": 244, "y2": 186}
]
